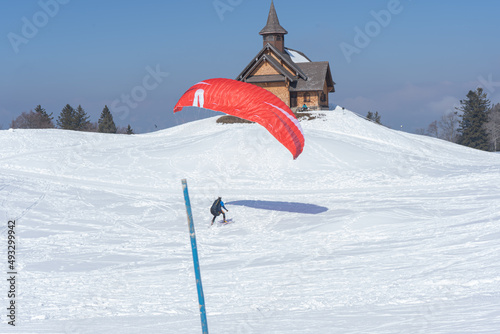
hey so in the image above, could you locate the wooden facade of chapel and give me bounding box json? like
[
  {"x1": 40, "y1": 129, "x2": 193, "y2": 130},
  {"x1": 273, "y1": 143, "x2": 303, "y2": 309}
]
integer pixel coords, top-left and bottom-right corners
[{"x1": 237, "y1": 1, "x2": 335, "y2": 110}]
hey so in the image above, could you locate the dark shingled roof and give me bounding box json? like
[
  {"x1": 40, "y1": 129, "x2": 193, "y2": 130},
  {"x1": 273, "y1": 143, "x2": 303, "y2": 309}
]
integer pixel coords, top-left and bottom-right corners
[
  {"x1": 259, "y1": 1, "x2": 288, "y2": 35},
  {"x1": 237, "y1": 44, "x2": 335, "y2": 93},
  {"x1": 290, "y1": 61, "x2": 335, "y2": 92}
]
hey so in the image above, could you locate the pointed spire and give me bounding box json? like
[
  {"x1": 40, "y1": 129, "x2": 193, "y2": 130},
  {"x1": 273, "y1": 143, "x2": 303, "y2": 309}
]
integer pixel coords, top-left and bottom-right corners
[{"x1": 259, "y1": 1, "x2": 288, "y2": 35}]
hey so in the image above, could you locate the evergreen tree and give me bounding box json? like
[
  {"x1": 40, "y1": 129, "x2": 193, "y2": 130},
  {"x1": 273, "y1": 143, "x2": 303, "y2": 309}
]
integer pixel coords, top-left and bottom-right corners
[
  {"x1": 367, "y1": 111, "x2": 382, "y2": 124},
  {"x1": 455, "y1": 88, "x2": 490, "y2": 150},
  {"x1": 11, "y1": 105, "x2": 55, "y2": 129},
  {"x1": 74, "y1": 105, "x2": 91, "y2": 131},
  {"x1": 34, "y1": 105, "x2": 55, "y2": 128},
  {"x1": 98, "y1": 105, "x2": 117, "y2": 133},
  {"x1": 126, "y1": 124, "x2": 134, "y2": 135},
  {"x1": 57, "y1": 104, "x2": 76, "y2": 130}
]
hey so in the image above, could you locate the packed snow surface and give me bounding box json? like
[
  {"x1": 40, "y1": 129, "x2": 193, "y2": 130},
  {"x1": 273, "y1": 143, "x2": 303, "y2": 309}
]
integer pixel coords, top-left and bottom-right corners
[{"x1": 1, "y1": 107, "x2": 500, "y2": 333}]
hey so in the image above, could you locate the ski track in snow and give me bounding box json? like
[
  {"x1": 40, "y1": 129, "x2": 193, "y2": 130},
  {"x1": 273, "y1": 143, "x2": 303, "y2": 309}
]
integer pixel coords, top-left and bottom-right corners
[{"x1": 1, "y1": 107, "x2": 500, "y2": 333}]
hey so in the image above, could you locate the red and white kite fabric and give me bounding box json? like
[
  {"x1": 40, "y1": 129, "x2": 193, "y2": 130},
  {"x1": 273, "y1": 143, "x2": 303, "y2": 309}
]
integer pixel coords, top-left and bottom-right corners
[{"x1": 173, "y1": 78, "x2": 305, "y2": 159}]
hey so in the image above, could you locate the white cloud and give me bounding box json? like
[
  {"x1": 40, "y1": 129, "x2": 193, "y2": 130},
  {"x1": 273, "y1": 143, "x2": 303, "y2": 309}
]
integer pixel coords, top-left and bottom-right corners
[{"x1": 427, "y1": 95, "x2": 460, "y2": 115}]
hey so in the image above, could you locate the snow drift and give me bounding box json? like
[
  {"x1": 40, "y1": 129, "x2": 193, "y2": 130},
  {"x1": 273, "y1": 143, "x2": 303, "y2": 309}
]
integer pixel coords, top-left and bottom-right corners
[{"x1": 1, "y1": 107, "x2": 500, "y2": 333}]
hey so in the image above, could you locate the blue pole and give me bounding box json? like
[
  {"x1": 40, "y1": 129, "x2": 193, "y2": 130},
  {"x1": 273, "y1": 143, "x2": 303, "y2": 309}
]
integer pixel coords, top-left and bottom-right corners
[{"x1": 181, "y1": 179, "x2": 209, "y2": 334}]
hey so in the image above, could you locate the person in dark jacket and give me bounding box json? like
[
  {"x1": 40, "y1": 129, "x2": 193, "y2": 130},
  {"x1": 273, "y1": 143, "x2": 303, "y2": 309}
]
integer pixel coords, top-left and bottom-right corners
[{"x1": 210, "y1": 197, "x2": 228, "y2": 225}]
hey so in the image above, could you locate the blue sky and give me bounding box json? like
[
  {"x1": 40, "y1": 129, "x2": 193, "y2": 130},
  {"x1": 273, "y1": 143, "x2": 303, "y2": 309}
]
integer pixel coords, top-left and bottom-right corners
[{"x1": 1, "y1": 0, "x2": 499, "y2": 133}]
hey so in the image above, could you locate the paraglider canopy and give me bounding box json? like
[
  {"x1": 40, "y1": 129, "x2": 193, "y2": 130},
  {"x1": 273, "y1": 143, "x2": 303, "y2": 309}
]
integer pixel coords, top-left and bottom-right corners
[{"x1": 173, "y1": 78, "x2": 304, "y2": 159}]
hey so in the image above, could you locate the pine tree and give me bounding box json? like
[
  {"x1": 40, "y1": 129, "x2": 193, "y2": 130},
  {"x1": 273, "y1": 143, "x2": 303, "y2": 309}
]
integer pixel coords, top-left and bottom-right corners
[
  {"x1": 74, "y1": 105, "x2": 91, "y2": 131},
  {"x1": 57, "y1": 104, "x2": 76, "y2": 130},
  {"x1": 455, "y1": 88, "x2": 490, "y2": 150},
  {"x1": 11, "y1": 105, "x2": 55, "y2": 129},
  {"x1": 367, "y1": 111, "x2": 382, "y2": 124},
  {"x1": 126, "y1": 124, "x2": 134, "y2": 135},
  {"x1": 34, "y1": 105, "x2": 55, "y2": 128},
  {"x1": 98, "y1": 105, "x2": 117, "y2": 133}
]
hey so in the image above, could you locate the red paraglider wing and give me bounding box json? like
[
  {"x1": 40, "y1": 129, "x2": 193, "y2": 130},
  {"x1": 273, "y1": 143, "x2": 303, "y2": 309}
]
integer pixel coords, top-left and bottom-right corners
[{"x1": 173, "y1": 78, "x2": 304, "y2": 159}]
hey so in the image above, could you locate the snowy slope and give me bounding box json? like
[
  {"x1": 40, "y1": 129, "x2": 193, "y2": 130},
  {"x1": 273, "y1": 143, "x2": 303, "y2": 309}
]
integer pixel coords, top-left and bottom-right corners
[{"x1": 1, "y1": 107, "x2": 500, "y2": 333}]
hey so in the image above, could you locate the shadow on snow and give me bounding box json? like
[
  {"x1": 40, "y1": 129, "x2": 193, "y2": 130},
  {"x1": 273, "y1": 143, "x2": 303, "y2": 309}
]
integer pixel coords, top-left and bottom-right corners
[{"x1": 226, "y1": 200, "x2": 328, "y2": 214}]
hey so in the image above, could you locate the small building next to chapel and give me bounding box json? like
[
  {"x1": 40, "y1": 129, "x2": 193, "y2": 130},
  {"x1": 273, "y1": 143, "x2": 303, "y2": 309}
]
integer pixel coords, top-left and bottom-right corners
[{"x1": 237, "y1": 1, "x2": 335, "y2": 110}]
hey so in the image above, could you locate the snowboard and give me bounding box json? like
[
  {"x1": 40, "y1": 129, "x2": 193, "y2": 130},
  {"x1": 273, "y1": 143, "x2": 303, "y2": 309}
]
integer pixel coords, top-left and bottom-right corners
[
  {"x1": 219, "y1": 218, "x2": 234, "y2": 225},
  {"x1": 209, "y1": 218, "x2": 234, "y2": 228}
]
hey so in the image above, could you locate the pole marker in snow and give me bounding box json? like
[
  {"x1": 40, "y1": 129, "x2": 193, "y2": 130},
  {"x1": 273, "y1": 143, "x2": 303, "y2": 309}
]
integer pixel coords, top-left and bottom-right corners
[{"x1": 181, "y1": 179, "x2": 209, "y2": 334}]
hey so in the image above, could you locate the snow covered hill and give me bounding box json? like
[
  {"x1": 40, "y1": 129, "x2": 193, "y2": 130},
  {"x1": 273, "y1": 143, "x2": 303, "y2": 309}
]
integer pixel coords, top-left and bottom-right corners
[{"x1": 1, "y1": 107, "x2": 500, "y2": 333}]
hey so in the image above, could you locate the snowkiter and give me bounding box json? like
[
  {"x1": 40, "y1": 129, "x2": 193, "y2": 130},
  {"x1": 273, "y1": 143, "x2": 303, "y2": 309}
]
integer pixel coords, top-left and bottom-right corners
[{"x1": 210, "y1": 197, "x2": 228, "y2": 225}]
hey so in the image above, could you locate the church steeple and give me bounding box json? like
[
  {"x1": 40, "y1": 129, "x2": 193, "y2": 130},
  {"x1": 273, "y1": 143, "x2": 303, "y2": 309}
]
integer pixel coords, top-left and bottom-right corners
[{"x1": 259, "y1": 1, "x2": 287, "y2": 52}]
